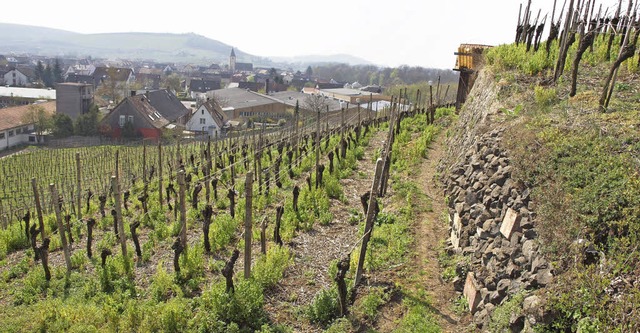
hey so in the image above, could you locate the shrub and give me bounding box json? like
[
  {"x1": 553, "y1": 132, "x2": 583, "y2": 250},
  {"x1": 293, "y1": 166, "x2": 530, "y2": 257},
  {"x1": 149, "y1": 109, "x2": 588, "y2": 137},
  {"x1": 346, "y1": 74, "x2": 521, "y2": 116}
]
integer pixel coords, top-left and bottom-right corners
[
  {"x1": 252, "y1": 246, "x2": 292, "y2": 289},
  {"x1": 199, "y1": 279, "x2": 267, "y2": 330},
  {"x1": 149, "y1": 262, "x2": 183, "y2": 302},
  {"x1": 534, "y1": 86, "x2": 558, "y2": 108},
  {"x1": 353, "y1": 287, "x2": 390, "y2": 322},
  {"x1": 323, "y1": 174, "x2": 344, "y2": 201},
  {"x1": 306, "y1": 287, "x2": 339, "y2": 327}
]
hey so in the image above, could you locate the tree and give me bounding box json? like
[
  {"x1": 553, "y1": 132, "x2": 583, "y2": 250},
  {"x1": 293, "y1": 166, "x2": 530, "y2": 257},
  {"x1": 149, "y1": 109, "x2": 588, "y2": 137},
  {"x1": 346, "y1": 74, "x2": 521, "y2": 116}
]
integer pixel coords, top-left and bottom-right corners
[
  {"x1": 75, "y1": 107, "x2": 100, "y2": 136},
  {"x1": 161, "y1": 73, "x2": 182, "y2": 93},
  {"x1": 121, "y1": 120, "x2": 138, "y2": 139},
  {"x1": 53, "y1": 59, "x2": 63, "y2": 84},
  {"x1": 22, "y1": 105, "x2": 52, "y2": 142},
  {"x1": 303, "y1": 94, "x2": 328, "y2": 115},
  {"x1": 43, "y1": 65, "x2": 54, "y2": 88},
  {"x1": 35, "y1": 61, "x2": 44, "y2": 83},
  {"x1": 51, "y1": 114, "x2": 74, "y2": 138},
  {"x1": 306, "y1": 66, "x2": 313, "y2": 79},
  {"x1": 95, "y1": 69, "x2": 123, "y2": 104}
]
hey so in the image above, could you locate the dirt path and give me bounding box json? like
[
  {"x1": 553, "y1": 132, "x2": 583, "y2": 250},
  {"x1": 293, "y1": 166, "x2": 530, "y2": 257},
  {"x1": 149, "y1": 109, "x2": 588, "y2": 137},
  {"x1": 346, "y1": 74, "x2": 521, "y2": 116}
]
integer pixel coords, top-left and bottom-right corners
[
  {"x1": 264, "y1": 129, "x2": 387, "y2": 332},
  {"x1": 411, "y1": 131, "x2": 470, "y2": 331}
]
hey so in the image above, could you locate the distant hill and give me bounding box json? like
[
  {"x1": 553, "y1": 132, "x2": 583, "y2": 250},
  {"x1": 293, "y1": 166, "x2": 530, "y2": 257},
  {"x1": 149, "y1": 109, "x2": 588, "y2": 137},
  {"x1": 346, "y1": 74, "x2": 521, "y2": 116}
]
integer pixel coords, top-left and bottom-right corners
[
  {"x1": 269, "y1": 54, "x2": 374, "y2": 66},
  {"x1": 0, "y1": 23, "x2": 374, "y2": 67},
  {"x1": 0, "y1": 23, "x2": 266, "y2": 65}
]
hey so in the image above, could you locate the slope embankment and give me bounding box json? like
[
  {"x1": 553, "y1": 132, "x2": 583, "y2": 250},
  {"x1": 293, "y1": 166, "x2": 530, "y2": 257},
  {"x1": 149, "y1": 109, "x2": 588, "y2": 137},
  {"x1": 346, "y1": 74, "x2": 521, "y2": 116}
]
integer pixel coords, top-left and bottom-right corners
[{"x1": 439, "y1": 67, "x2": 551, "y2": 331}]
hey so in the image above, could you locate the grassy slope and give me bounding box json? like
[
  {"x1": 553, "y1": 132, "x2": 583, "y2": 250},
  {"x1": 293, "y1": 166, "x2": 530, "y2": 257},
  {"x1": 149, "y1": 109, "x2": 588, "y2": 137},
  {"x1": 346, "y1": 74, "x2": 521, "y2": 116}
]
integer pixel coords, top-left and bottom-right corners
[{"x1": 485, "y1": 38, "x2": 640, "y2": 331}]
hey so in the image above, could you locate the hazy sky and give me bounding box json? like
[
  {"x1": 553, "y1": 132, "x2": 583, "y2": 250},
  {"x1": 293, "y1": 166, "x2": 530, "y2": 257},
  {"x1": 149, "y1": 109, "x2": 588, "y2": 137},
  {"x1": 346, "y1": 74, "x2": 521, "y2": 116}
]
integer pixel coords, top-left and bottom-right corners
[{"x1": 0, "y1": 0, "x2": 624, "y2": 69}]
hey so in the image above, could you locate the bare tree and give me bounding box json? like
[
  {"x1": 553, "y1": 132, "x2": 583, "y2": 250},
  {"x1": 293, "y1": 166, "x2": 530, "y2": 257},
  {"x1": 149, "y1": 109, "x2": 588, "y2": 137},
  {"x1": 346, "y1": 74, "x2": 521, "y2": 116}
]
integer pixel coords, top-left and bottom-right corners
[
  {"x1": 22, "y1": 105, "x2": 52, "y2": 143},
  {"x1": 303, "y1": 94, "x2": 328, "y2": 114}
]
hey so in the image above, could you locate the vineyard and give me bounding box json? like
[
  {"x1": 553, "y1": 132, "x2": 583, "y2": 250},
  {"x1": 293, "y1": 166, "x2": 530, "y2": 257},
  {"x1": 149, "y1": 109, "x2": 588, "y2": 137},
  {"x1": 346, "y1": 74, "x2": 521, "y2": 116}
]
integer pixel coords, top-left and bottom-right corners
[{"x1": 0, "y1": 88, "x2": 457, "y2": 332}]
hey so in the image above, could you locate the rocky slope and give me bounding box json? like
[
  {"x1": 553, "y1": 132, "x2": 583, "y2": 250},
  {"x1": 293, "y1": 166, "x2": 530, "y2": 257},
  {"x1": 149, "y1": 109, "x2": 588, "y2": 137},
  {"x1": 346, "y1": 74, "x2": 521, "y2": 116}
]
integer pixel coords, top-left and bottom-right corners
[{"x1": 440, "y1": 67, "x2": 551, "y2": 331}]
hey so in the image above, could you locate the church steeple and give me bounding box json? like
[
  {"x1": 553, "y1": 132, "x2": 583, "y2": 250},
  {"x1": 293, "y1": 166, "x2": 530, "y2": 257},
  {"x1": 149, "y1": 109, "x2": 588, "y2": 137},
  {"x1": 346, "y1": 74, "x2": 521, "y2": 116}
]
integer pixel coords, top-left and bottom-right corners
[{"x1": 230, "y1": 47, "x2": 236, "y2": 72}]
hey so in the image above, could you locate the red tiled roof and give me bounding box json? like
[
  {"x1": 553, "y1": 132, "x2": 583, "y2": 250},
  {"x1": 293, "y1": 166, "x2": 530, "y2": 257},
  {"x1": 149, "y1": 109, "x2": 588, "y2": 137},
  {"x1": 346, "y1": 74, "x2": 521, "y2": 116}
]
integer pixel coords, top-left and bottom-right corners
[{"x1": 0, "y1": 101, "x2": 56, "y2": 131}]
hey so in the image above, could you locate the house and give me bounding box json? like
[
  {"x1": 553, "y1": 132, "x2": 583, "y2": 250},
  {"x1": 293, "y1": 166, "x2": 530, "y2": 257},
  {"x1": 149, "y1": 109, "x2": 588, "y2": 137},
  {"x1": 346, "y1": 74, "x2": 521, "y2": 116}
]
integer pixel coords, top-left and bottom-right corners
[
  {"x1": 0, "y1": 101, "x2": 56, "y2": 150},
  {"x1": 99, "y1": 94, "x2": 169, "y2": 140},
  {"x1": 143, "y1": 89, "x2": 190, "y2": 125},
  {"x1": 135, "y1": 68, "x2": 163, "y2": 90},
  {"x1": 316, "y1": 87, "x2": 389, "y2": 104},
  {"x1": 237, "y1": 81, "x2": 264, "y2": 92},
  {"x1": 66, "y1": 74, "x2": 95, "y2": 85},
  {"x1": 212, "y1": 88, "x2": 287, "y2": 121},
  {"x1": 185, "y1": 100, "x2": 228, "y2": 138},
  {"x1": 316, "y1": 82, "x2": 343, "y2": 90},
  {"x1": 64, "y1": 64, "x2": 96, "y2": 78},
  {"x1": 0, "y1": 86, "x2": 56, "y2": 108},
  {"x1": 188, "y1": 78, "x2": 221, "y2": 97},
  {"x1": 56, "y1": 83, "x2": 94, "y2": 120},
  {"x1": 4, "y1": 68, "x2": 33, "y2": 86},
  {"x1": 270, "y1": 90, "x2": 356, "y2": 115},
  {"x1": 92, "y1": 66, "x2": 135, "y2": 88}
]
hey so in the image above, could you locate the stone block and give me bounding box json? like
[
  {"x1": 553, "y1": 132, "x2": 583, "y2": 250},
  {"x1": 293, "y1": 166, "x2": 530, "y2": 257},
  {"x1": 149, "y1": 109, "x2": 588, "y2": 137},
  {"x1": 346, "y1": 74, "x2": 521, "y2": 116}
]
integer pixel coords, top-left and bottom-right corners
[
  {"x1": 451, "y1": 213, "x2": 462, "y2": 249},
  {"x1": 464, "y1": 272, "x2": 481, "y2": 313},
  {"x1": 500, "y1": 207, "x2": 521, "y2": 239}
]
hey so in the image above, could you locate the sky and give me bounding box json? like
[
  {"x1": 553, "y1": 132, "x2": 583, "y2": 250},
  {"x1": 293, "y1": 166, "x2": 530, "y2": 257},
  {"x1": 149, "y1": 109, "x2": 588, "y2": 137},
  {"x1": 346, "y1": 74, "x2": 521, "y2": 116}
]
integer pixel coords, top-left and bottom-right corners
[{"x1": 0, "y1": 0, "x2": 625, "y2": 69}]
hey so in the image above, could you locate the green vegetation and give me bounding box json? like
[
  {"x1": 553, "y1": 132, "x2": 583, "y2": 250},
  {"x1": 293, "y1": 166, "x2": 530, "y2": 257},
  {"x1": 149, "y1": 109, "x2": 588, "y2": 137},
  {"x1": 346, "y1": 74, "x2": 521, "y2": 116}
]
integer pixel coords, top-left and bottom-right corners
[{"x1": 487, "y1": 31, "x2": 640, "y2": 331}]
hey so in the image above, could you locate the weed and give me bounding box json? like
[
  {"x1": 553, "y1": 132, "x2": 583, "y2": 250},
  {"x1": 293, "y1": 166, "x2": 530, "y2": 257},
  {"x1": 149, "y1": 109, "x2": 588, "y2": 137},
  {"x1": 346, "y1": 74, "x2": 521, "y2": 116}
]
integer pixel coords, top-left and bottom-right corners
[
  {"x1": 306, "y1": 287, "x2": 339, "y2": 327},
  {"x1": 353, "y1": 287, "x2": 390, "y2": 322},
  {"x1": 252, "y1": 246, "x2": 292, "y2": 289}
]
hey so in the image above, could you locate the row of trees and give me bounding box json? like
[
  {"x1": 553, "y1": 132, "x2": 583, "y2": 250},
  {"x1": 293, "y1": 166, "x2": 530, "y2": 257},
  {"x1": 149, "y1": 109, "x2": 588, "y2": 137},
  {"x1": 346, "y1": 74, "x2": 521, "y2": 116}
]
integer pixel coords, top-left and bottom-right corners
[
  {"x1": 34, "y1": 59, "x2": 64, "y2": 88},
  {"x1": 310, "y1": 64, "x2": 458, "y2": 86},
  {"x1": 24, "y1": 104, "x2": 101, "y2": 140}
]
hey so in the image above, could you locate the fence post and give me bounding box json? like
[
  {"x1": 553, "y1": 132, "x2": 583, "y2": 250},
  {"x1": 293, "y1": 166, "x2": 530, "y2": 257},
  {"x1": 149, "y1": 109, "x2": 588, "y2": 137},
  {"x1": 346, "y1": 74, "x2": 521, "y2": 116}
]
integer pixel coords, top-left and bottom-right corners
[
  {"x1": 244, "y1": 171, "x2": 253, "y2": 279},
  {"x1": 354, "y1": 158, "x2": 384, "y2": 287}
]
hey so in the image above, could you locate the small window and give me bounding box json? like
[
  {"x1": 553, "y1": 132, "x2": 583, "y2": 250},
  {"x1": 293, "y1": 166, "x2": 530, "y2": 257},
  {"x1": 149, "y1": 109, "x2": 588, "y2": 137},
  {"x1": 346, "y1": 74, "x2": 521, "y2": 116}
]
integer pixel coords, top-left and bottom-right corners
[
  {"x1": 8, "y1": 130, "x2": 14, "y2": 137},
  {"x1": 201, "y1": 109, "x2": 204, "y2": 115},
  {"x1": 0, "y1": 132, "x2": 4, "y2": 139},
  {"x1": 119, "y1": 115, "x2": 126, "y2": 127},
  {"x1": 28, "y1": 136, "x2": 35, "y2": 142},
  {"x1": 128, "y1": 115, "x2": 134, "y2": 125},
  {"x1": 200, "y1": 118, "x2": 206, "y2": 125}
]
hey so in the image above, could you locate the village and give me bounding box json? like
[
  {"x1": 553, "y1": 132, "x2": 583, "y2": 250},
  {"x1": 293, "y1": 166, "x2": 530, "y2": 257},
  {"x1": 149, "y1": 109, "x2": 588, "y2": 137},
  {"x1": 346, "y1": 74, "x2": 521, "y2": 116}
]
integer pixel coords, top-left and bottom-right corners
[{"x1": 0, "y1": 49, "x2": 392, "y2": 151}]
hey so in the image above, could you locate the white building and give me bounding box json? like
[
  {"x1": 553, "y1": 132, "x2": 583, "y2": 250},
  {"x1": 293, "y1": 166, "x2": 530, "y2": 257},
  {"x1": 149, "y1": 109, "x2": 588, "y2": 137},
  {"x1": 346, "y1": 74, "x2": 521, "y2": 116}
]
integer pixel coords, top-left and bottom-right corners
[
  {"x1": 185, "y1": 100, "x2": 228, "y2": 138},
  {"x1": 3, "y1": 68, "x2": 31, "y2": 86},
  {"x1": 0, "y1": 101, "x2": 56, "y2": 151}
]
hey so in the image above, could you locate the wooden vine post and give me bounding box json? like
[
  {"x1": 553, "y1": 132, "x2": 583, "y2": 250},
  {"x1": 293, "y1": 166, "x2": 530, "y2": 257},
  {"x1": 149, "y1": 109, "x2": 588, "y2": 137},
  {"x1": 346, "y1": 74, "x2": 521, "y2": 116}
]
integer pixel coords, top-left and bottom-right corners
[
  {"x1": 142, "y1": 140, "x2": 147, "y2": 184},
  {"x1": 244, "y1": 171, "x2": 254, "y2": 279},
  {"x1": 354, "y1": 158, "x2": 384, "y2": 287},
  {"x1": 379, "y1": 104, "x2": 396, "y2": 197},
  {"x1": 50, "y1": 183, "x2": 72, "y2": 278},
  {"x1": 76, "y1": 152, "x2": 81, "y2": 219},
  {"x1": 111, "y1": 175, "x2": 130, "y2": 273},
  {"x1": 158, "y1": 141, "x2": 163, "y2": 208},
  {"x1": 206, "y1": 137, "x2": 212, "y2": 202},
  {"x1": 178, "y1": 170, "x2": 188, "y2": 253},
  {"x1": 31, "y1": 178, "x2": 46, "y2": 241},
  {"x1": 315, "y1": 108, "x2": 320, "y2": 189}
]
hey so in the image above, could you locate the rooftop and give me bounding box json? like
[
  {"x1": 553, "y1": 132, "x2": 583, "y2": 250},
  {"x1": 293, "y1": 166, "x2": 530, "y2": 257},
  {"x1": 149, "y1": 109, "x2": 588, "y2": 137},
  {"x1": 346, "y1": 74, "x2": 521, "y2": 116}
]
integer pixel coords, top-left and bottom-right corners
[
  {"x1": 0, "y1": 101, "x2": 56, "y2": 131},
  {"x1": 212, "y1": 88, "x2": 278, "y2": 109},
  {"x1": 0, "y1": 86, "x2": 56, "y2": 100}
]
